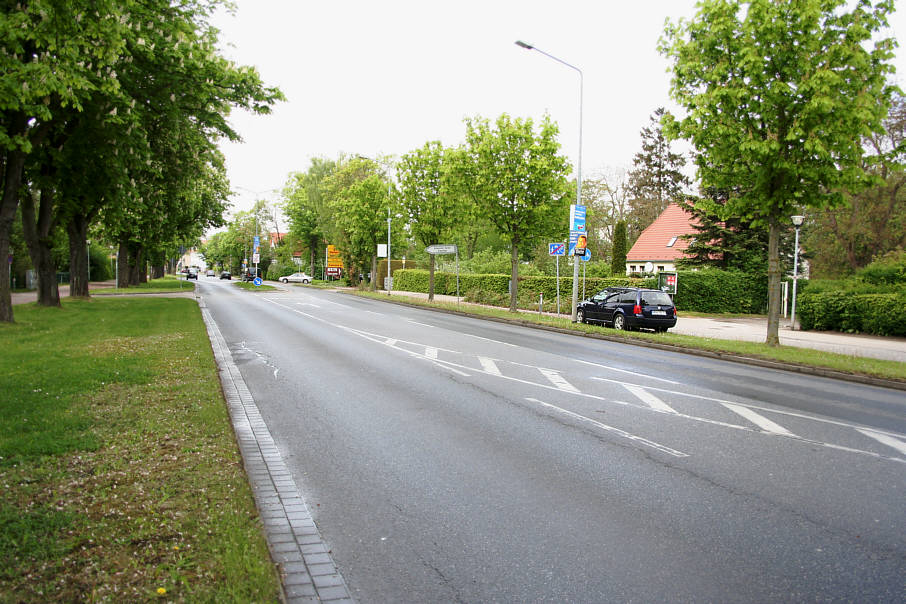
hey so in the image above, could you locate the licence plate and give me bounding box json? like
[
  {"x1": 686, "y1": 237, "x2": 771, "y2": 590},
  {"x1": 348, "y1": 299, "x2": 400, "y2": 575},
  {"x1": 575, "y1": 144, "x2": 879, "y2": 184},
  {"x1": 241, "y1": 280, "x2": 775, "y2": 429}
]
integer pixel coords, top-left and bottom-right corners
[{"x1": 652, "y1": 310, "x2": 666, "y2": 316}]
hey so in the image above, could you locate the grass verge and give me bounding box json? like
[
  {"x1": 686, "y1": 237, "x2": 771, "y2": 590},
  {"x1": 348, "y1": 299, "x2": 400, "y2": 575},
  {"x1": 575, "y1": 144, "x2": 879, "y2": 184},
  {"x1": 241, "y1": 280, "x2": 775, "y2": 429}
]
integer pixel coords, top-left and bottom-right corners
[
  {"x1": 0, "y1": 298, "x2": 281, "y2": 602},
  {"x1": 351, "y1": 291, "x2": 906, "y2": 383},
  {"x1": 234, "y1": 282, "x2": 277, "y2": 292},
  {"x1": 93, "y1": 275, "x2": 196, "y2": 295}
]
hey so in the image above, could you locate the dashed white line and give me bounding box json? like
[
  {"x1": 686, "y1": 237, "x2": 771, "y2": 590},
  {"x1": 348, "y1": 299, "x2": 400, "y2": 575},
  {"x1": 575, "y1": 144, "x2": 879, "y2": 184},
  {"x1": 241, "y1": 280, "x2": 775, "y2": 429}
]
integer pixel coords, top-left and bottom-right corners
[
  {"x1": 623, "y1": 384, "x2": 677, "y2": 414},
  {"x1": 526, "y1": 397, "x2": 688, "y2": 457},
  {"x1": 722, "y1": 403, "x2": 796, "y2": 436},
  {"x1": 858, "y1": 429, "x2": 906, "y2": 456}
]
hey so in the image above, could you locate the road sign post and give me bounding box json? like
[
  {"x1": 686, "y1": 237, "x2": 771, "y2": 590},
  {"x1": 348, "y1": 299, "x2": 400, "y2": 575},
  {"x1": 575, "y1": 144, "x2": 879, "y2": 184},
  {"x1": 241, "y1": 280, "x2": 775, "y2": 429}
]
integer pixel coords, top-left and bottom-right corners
[
  {"x1": 426, "y1": 244, "x2": 460, "y2": 301},
  {"x1": 549, "y1": 242, "x2": 566, "y2": 315}
]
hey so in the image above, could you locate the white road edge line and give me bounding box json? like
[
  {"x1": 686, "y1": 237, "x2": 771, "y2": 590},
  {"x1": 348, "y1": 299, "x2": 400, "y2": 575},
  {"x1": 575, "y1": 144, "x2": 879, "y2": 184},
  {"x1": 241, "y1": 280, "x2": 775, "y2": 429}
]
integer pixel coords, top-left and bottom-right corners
[{"x1": 526, "y1": 397, "x2": 688, "y2": 457}]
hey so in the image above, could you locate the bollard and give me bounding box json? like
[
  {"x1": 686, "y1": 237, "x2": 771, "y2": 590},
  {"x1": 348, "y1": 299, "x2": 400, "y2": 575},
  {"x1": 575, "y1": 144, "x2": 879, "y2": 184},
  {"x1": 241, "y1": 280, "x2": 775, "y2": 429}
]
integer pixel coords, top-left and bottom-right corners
[{"x1": 539, "y1": 293, "x2": 543, "y2": 314}]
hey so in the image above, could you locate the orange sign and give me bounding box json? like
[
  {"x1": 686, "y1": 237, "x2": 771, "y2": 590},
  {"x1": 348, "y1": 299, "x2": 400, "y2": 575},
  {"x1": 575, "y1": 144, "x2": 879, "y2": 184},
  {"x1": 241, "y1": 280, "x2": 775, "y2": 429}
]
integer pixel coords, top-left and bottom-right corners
[{"x1": 327, "y1": 245, "x2": 344, "y2": 268}]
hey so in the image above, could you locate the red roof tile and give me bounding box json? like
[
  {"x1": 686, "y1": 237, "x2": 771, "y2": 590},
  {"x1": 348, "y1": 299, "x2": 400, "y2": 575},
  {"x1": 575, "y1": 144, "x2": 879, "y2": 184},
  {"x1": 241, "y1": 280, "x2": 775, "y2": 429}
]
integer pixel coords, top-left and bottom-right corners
[{"x1": 626, "y1": 203, "x2": 700, "y2": 262}]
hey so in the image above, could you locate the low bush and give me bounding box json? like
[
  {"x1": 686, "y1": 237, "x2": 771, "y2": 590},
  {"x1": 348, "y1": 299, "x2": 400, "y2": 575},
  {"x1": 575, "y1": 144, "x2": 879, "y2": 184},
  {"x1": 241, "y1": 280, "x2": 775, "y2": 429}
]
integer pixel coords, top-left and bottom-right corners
[
  {"x1": 798, "y1": 291, "x2": 906, "y2": 336},
  {"x1": 674, "y1": 269, "x2": 768, "y2": 314}
]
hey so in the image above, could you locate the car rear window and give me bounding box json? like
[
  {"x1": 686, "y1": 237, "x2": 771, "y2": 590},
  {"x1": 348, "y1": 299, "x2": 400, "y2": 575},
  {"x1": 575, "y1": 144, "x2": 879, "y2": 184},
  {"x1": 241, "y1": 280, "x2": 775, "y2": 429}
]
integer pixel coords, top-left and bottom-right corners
[{"x1": 640, "y1": 291, "x2": 673, "y2": 306}]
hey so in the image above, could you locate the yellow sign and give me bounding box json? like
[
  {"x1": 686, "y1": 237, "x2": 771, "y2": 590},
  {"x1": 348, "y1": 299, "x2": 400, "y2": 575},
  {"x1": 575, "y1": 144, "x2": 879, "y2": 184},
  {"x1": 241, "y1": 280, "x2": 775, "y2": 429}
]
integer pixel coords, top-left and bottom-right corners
[{"x1": 327, "y1": 245, "x2": 344, "y2": 268}]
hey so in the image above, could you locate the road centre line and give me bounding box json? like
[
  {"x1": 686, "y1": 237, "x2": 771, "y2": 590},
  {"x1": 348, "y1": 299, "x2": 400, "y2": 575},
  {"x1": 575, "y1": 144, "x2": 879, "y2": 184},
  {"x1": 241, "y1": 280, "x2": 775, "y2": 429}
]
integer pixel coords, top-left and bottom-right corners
[
  {"x1": 577, "y1": 359, "x2": 680, "y2": 384},
  {"x1": 593, "y1": 376, "x2": 906, "y2": 438},
  {"x1": 257, "y1": 298, "x2": 906, "y2": 464},
  {"x1": 539, "y1": 368, "x2": 580, "y2": 393},
  {"x1": 526, "y1": 398, "x2": 688, "y2": 458},
  {"x1": 406, "y1": 319, "x2": 435, "y2": 328},
  {"x1": 623, "y1": 384, "x2": 677, "y2": 414},
  {"x1": 857, "y1": 429, "x2": 906, "y2": 456},
  {"x1": 722, "y1": 402, "x2": 797, "y2": 436}
]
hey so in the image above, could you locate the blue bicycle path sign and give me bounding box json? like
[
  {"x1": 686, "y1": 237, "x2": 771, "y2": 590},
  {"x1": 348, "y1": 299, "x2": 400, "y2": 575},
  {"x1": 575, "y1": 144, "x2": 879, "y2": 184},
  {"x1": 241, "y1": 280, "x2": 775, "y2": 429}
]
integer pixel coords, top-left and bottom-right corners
[
  {"x1": 549, "y1": 242, "x2": 566, "y2": 256},
  {"x1": 253, "y1": 277, "x2": 263, "y2": 287}
]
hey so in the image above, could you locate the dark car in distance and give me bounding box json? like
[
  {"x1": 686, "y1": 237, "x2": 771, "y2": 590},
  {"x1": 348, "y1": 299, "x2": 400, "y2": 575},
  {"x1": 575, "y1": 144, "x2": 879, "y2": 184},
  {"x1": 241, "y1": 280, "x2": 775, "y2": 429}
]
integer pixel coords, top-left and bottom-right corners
[
  {"x1": 186, "y1": 268, "x2": 198, "y2": 280},
  {"x1": 577, "y1": 287, "x2": 677, "y2": 332},
  {"x1": 219, "y1": 271, "x2": 232, "y2": 280}
]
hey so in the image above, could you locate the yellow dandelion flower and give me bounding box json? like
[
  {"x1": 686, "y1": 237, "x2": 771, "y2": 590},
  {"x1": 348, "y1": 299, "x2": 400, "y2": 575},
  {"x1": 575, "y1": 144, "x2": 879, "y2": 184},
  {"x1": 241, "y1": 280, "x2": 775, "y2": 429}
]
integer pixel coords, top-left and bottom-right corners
[{"x1": 157, "y1": 587, "x2": 166, "y2": 595}]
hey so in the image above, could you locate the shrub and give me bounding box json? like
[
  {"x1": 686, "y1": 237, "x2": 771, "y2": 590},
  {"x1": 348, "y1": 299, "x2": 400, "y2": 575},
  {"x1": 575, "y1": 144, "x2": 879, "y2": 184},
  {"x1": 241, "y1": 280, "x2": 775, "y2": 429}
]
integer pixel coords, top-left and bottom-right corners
[
  {"x1": 798, "y1": 291, "x2": 906, "y2": 336},
  {"x1": 674, "y1": 269, "x2": 768, "y2": 313}
]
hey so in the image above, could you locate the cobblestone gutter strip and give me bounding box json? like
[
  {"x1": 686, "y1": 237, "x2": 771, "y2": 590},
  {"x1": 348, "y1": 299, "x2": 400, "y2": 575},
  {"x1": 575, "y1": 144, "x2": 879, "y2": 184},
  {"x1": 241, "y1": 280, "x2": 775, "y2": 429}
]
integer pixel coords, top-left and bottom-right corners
[{"x1": 199, "y1": 300, "x2": 355, "y2": 603}]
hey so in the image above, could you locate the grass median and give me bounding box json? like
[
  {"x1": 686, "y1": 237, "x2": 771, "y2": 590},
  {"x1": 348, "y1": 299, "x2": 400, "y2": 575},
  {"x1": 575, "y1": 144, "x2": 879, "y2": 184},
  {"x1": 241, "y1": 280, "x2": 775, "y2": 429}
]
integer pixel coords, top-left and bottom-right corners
[
  {"x1": 351, "y1": 291, "x2": 906, "y2": 383},
  {"x1": 0, "y1": 297, "x2": 281, "y2": 602}
]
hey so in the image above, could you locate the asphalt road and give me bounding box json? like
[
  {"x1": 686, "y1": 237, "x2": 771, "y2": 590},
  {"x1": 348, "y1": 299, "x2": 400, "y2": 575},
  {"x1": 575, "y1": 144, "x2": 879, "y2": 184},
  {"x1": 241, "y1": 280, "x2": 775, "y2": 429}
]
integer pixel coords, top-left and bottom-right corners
[{"x1": 199, "y1": 279, "x2": 906, "y2": 603}]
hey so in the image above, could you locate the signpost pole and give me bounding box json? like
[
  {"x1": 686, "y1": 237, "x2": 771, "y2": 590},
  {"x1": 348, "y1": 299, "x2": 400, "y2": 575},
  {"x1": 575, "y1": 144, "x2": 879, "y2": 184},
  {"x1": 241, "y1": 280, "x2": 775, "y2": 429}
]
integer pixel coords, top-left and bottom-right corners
[{"x1": 556, "y1": 255, "x2": 560, "y2": 316}]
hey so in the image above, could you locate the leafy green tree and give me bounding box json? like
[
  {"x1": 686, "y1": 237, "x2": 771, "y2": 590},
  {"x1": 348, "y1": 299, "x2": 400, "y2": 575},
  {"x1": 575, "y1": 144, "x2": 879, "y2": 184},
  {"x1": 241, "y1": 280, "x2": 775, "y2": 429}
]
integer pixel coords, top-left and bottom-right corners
[
  {"x1": 0, "y1": 0, "x2": 129, "y2": 321},
  {"x1": 660, "y1": 0, "x2": 897, "y2": 345},
  {"x1": 626, "y1": 108, "x2": 690, "y2": 242},
  {"x1": 397, "y1": 141, "x2": 462, "y2": 300},
  {"x1": 610, "y1": 221, "x2": 628, "y2": 275},
  {"x1": 804, "y1": 91, "x2": 906, "y2": 277},
  {"x1": 457, "y1": 114, "x2": 570, "y2": 311},
  {"x1": 283, "y1": 158, "x2": 337, "y2": 276}
]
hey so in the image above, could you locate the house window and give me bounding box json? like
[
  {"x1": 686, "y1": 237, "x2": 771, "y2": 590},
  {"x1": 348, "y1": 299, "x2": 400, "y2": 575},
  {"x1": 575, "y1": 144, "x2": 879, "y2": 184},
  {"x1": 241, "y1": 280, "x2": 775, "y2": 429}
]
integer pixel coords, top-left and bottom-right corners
[
  {"x1": 629, "y1": 265, "x2": 636, "y2": 272},
  {"x1": 666, "y1": 236, "x2": 678, "y2": 247},
  {"x1": 657, "y1": 265, "x2": 665, "y2": 272}
]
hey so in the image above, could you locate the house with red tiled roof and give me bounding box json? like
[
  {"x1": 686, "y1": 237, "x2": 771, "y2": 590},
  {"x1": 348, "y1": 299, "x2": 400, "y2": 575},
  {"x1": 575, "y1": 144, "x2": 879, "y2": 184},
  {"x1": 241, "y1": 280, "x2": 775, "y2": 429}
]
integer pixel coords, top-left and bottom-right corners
[{"x1": 625, "y1": 203, "x2": 700, "y2": 275}]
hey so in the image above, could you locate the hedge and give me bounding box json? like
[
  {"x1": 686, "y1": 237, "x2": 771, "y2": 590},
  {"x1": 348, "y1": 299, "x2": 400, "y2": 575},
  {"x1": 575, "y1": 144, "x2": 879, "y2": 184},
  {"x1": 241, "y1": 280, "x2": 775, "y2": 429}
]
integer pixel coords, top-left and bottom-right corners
[
  {"x1": 673, "y1": 269, "x2": 768, "y2": 314},
  {"x1": 797, "y1": 291, "x2": 906, "y2": 336}
]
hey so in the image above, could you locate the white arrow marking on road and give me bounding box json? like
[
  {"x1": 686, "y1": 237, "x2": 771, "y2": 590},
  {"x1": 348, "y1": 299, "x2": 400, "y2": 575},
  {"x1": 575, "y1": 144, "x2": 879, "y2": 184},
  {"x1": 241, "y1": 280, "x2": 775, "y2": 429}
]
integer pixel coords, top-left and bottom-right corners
[
  {"x1": 857, "y1": 429, "x2": 906, "y2": 457},
  {"x1": 623, "y1": 384, "x2": 677, "y2": 414},
  {"x1": 526, "y1": 397, "x2": 687, "y2": 457},
  {"x1": 539, "y1": 368, "x2": 580, "y2": 393},
  {"x1": 722, "y1": 403, "x2": 796, "y2": 436},
  {"x1": 478, "y1": 356, "x2": 502, "y2": 376}
]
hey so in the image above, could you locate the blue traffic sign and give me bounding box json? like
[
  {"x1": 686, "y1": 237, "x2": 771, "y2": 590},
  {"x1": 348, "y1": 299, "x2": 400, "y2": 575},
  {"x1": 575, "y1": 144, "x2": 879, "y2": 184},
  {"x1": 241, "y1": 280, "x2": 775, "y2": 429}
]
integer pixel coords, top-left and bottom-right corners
[
  {"x1": 253, "y1": 277, "x2": 263, "y2": 287},
  {"x1": 570, "y1": 204, "x2": 586, "y2": 232},
  {"x1": 549, "y1": 243, "x2": 566, "y2": 256}
]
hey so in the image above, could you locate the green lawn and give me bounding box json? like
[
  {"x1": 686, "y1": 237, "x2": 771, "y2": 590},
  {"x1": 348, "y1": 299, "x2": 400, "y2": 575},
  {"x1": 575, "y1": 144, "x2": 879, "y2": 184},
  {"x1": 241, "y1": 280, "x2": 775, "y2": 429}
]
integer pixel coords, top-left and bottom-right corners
[
  {"x1": 0, "y1": 298, "x2": 280, "y2": 602},
  {"x1": 93, "y1": 275, "x2": 196, "y2": 295}
]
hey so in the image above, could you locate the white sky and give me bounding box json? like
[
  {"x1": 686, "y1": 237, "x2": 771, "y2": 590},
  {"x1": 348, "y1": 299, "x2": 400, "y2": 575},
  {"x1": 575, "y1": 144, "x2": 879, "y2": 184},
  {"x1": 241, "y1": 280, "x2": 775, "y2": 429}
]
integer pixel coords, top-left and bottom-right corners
[{"x1": 212, "y1": 0, "x2": 906, "y2": 222}]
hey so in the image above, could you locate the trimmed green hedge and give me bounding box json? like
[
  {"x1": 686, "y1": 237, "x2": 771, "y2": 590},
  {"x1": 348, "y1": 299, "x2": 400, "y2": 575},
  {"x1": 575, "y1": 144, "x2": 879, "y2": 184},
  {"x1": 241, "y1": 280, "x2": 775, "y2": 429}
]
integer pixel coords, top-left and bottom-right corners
[
  {"x1": 673, "y1": 269, "x2": 768, "y2": 314},
  {"x1": 797, "y1": 291, "x2": 906, "y2": 336}
]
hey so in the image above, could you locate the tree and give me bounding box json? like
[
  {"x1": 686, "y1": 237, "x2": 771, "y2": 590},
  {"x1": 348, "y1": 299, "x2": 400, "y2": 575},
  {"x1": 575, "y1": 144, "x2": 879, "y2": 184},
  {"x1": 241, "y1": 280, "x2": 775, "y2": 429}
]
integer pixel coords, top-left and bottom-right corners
[
  {"x1": 583, "y1": 167, "x2": 632, "y2": 263},
  {"x1": 457, "y1": 114, "x2": 570, "y2": 311},
  {"x1": 677, "y1": 190, "x2": 770, "y2": 274},
  {"x1": 804, "y1": 91, "x2": 906, "y2": 277},
  {"x1": 610, "y1": 221, "x2": 628, "y2": 275},
  {"x1": 283, "y1": 157, "x2": 337, "y2": 277},
  {"x1": 397, "y1": 141, "x2": 461, "y2": 300},
  {"x1": 626, "y1": 108, "x2": 690, "y2": 242},
  {"x1": 660, "y1": 0, "x2": 897, "y2": 345}
]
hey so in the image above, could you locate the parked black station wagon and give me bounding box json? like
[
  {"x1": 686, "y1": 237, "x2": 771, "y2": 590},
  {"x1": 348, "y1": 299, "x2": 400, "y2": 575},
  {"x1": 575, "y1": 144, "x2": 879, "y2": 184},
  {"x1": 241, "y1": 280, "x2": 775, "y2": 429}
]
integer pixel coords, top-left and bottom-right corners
[{"x1": 577, "y1": 287, "x2": 677, "y2": 332}]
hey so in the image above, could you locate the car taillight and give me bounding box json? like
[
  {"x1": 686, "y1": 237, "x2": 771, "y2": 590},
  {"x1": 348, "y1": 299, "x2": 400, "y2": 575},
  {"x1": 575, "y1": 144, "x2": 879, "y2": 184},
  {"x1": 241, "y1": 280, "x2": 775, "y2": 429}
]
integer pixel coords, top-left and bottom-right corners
[
  {"x1": 633, "y1": 304, "x2": 642, "y2": 315},
  {"x1": 673, "y1": 308, "x2": 677, "y2": 316}
]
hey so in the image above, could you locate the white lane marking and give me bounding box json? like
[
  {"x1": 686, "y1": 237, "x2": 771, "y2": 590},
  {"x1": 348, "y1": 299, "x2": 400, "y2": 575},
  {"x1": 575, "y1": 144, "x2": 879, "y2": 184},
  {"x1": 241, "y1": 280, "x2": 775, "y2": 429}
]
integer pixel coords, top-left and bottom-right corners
[
  {"x1": 363, "y1": 310, "x2": 383, "y2": 315},
  {"x1": 295, "y1": 302, "x2": 321, "y2": 308},
  {"x1": 463, "y1": 333, "x2": 519, "y2": 347},
  {"x1": 479, "y1": 356, "x2": 502, "y2": 376},
  {"x1": 526, "y1": 397, "x2": 687, "y2": 457},
  {"x1": 722, "y1": 403, "x2": 796, "y2": 436},
  {"x1": 581, "y1": 361, "x2": 680, "y2": 384},
  {"x1": 858, "y1": 429, "x2": 906, "y2": 457},
  {"x1": 256, "y1": 298, "x2": 906, "y2": 464},
  {"x1": 384, "y1": 338, "x2": 398, "y2": 347},
  {"x1": 623, "y1": 384, "x2": 677, "y2": 414},
  {"x1": 539, "y1": 368, "x2": 580, "y2": 393},
  {"x1": 425, "y1": 347, "x2": 439, "y2": 360},
  {"x1": 407, "y1": 320, "x2": 434, "y2": 328}
]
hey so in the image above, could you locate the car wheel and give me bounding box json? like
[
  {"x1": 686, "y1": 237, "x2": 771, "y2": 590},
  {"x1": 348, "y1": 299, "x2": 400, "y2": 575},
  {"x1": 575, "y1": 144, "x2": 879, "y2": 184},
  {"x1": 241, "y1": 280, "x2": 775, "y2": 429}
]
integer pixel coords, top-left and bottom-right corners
[
  {"x1": 302, "y1": 279, "x2": 310, "y2": 284},
  {"x1": 613, "y1": 313, "x2": 626, "y2": 331},
  {"x1": 281, "y1": 278, "x2": 288, "y2": 283},
  {"x1": 577, "y1": 308, "x2": 586, "y2": 324}
]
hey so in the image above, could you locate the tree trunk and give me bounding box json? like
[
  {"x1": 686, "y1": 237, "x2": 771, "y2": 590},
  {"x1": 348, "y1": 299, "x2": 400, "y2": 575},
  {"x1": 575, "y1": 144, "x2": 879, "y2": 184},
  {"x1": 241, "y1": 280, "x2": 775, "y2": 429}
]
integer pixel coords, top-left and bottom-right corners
[
  {"x1": 117, "y1": 243, "x2": 130, "y2": 288},
  {"x1": 765, "y1": 216, "x2": 781, "y2": 346},
  {"x1": 0, "y1": 147, "x2": 27, "y2": 323},
  {"x1": 67, "y1": 212, "x2": 90, "y2": 298},
  {"x1": 136, "y1": 246, "x2": 147, "y2": 284},
  {"x1": 428, "y1": 254, "x2": 436, "y2": 301},
  {"x1": 370, "y1": 253, "x2": 377, "y2": 291},
  {"x1": 509, "y1": 240, "x2": 519, "y2": 312},
  {"x1": 151, "y1": 265, "x2": 165, "y2": 279},
  {"x1": 21, "y1": 187, "x2": 61, "y2": 306}
]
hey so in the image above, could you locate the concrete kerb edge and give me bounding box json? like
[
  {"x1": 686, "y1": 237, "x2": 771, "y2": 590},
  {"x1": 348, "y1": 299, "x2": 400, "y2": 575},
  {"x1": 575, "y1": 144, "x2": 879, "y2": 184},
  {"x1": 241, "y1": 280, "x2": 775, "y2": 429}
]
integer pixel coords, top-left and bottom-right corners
[
  {"x1": 340, "y1": 291, "x2": 906, "y2": 393},
  {"x1": 195, "y1": 293, "x2": 355, "y2": 603}
]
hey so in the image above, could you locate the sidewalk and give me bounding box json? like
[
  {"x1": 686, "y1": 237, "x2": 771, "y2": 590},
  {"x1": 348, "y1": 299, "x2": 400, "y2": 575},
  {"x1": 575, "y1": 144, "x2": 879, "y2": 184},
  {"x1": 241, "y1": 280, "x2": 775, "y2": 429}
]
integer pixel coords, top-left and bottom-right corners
[{"x1": 380, "y1": 290, "x2": 906, "y2": 364}]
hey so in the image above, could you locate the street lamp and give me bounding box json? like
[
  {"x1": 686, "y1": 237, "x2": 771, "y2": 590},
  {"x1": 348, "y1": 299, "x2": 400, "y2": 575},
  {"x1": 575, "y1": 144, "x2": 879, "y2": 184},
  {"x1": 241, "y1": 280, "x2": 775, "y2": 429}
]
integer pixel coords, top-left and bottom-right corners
[
  {"x1": 86, "y1": 239, "x2": 90, "y2": 284},
  {"x1": 516, "y1": 40, "x2": 584, "y2": 321},
  {"x1": 790, "y1": 215, "x2": 804, "y2": 330}
]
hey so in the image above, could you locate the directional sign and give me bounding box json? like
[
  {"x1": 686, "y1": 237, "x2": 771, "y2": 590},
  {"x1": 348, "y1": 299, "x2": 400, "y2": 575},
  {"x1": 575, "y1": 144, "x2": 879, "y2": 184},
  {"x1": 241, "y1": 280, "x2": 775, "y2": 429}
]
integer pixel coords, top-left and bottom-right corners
[
  {"x1": 549, "y1": 243, "x2": 566, "y2": 256},
  {"x1": 426, "y1": 244, "x2": 458, "y2": 255},
  {"x1": 253, "y1": 277, "x2": 263, "y2": 287}
]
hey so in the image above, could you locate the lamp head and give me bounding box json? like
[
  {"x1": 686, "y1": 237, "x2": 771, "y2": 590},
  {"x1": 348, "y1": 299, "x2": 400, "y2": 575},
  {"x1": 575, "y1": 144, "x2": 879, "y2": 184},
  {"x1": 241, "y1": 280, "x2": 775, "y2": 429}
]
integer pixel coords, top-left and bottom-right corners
[
  {"x1": 791, "y1": 215, "x2": 804, "y2": 227},
  {"x1": 515, "y1": 40, "x2": 534, "y2": 50}
]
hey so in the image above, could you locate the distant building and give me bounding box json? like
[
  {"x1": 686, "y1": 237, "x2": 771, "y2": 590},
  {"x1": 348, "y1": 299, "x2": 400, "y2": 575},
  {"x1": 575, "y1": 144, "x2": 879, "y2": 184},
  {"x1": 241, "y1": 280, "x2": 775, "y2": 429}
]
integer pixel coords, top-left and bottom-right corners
[{"x1": 625, "y1": 203, "x2": 700, "y2": 275}]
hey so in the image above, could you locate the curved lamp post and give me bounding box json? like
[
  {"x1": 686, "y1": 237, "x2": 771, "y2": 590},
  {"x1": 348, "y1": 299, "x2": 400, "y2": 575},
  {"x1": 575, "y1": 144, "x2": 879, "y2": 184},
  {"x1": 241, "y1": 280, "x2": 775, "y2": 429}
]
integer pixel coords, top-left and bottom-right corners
[
  {"x1": 515, "y1": 40, "x2": 584, "y2": 322},
  {"x1": 790, "y1": 215, "x2": 804, "y2": 330}
]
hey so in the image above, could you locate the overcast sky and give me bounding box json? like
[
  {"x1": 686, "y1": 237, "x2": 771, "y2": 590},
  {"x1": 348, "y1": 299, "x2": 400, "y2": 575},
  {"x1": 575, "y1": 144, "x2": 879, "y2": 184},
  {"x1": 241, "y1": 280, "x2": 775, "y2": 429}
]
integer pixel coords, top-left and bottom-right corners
[{"x1": 212, "y1": 0, "x2": 906, "y2": 221}]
